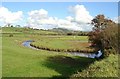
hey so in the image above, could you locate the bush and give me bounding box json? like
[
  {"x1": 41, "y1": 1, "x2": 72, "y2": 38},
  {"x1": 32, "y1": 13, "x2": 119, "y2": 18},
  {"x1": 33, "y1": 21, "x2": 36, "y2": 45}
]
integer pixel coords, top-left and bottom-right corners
[
  {"x1": 67, "y1": 33, "x2": 73, "y2": 35},
  {"x1": 9, "y1": 34, "x2": 13, "y2": 37}
]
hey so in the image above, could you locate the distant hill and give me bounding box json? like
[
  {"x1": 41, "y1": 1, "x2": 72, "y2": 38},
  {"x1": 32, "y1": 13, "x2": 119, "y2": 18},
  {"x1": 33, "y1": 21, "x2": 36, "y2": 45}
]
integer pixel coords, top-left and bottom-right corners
[
  {"x1": 1, "y1": 27, "x2": 89, "y2": 36},
  {"x1": 49, "y1": 28, "x2": 89, "y2": 36},
  {"x1": 1, "y1": 27, "x2": 59, "y2": 35},
  {"x1": 49, "y1": 28, "x2": 73, "y2": 34}
]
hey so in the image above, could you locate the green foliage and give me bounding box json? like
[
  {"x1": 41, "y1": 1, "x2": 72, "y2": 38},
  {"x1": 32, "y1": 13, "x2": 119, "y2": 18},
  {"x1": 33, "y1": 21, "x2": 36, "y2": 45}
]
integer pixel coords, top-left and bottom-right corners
[{"x1": 71, "y1": 54, "x2": 119, "y2": 77}]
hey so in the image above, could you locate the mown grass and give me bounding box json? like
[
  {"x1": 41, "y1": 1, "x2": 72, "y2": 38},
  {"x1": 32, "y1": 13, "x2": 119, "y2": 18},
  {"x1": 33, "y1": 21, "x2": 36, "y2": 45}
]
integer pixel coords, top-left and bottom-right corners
[
  {"x1": 32, "y1": 36, "x2": 88, "y2": 49},
  {"x1": 31, "y1": 36, "x2": 97, "y2": 53},
  {"x1": 2, "y1": 34, "x2": 95, "y2": 77}
]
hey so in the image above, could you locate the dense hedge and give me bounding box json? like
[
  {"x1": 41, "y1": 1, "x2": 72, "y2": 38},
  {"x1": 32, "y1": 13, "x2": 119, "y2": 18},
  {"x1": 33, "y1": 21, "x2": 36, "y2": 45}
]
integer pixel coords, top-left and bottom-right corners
[
  {"x1": 30, "y1": 43, "x2": 95, "y2": 53},
  {"x1": 67, "y1": 32, "x2": 88, "y2": 36}
]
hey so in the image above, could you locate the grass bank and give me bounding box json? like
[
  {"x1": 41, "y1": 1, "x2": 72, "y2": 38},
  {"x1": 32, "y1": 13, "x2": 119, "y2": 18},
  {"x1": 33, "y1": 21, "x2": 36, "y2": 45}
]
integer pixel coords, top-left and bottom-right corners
[{"x1": 71, "y1": 54, "x2": 119, "y2": 77}]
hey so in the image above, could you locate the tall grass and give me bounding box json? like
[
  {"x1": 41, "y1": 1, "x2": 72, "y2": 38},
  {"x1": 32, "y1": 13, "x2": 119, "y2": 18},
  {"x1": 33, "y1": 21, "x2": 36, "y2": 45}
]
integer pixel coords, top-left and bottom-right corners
[{"x1": 71, "y1": 54, "x2": 119, "y2": 77}]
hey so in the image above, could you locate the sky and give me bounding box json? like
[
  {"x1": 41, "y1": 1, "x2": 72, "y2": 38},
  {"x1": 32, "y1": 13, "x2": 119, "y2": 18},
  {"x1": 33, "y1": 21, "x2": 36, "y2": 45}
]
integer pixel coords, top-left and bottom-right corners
[{"x1": 0, "y1": 2, "x2": 118, "y2": 31}]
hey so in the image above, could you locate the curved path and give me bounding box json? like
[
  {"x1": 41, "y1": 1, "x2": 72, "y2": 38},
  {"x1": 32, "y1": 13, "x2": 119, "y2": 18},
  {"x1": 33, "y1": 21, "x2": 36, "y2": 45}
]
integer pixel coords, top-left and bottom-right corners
[{"x1": 22, "y1": 40, "x2": 102, "y2": 58}]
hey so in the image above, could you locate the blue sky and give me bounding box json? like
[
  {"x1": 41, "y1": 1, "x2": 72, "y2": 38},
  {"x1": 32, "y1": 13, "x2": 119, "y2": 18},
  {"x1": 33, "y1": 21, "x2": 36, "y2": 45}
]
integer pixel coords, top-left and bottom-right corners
[
  {"x1": 0, "y1": 2, "x2": 118, "y2": 31},
  {"x1": 2, "y1": 2, "x2": 118, "y2": 18}
]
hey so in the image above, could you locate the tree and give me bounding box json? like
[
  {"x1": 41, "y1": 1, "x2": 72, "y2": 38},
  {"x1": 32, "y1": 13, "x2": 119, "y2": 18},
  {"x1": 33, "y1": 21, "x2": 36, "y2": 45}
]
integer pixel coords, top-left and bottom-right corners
[
  {"x1": 89, "y1": 14, "x2": 118, "y2": 57},
  {"x1": 89, "y1": 15, "x2": 106, "y2": 48}
]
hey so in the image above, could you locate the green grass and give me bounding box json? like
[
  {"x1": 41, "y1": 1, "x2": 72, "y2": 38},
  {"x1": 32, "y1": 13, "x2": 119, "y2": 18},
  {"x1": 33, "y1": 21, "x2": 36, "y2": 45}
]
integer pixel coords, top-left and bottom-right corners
[
  {"x1": 2, "y1": 27, "x2": 118, "y2": 78},
  {"x1": 2, "y1": 34, "x2": 95, "y2": 77},
  {"x1": 2, "y1": 27, "x2": 58, "y2": 35},
  {"x1": 31, "y1": 35, "x2": 96, "y2": 52},
  {"x1": 71, "y1": 54, "x2": 119, "y2": 77}
]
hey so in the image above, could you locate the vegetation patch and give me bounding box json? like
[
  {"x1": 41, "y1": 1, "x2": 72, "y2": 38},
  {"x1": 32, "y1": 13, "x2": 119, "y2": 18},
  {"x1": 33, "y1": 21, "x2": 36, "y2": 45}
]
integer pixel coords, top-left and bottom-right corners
[
  {"x1": 30, "y1": 36, "x2": 98, "y2": 53},
  {"x1": 2, "y1": 36, "x2": 95, "y2": 77},
  {"x1": 71, "y1": 54, "x2": 119, "y2": 77}
]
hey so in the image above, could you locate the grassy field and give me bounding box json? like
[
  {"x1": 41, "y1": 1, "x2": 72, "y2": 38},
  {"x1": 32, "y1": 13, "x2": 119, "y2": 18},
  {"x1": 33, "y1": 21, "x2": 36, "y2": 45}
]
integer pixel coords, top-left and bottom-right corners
[
  {"x1": 2, "y1": 31, "x2": 95, "y2": 77},
  {"x1": 2, "y1": 27, "x2": 118, "y2": 78},
  {"x1": 2, "y1": 37, "x2": 95, "y2": 77},
  {"x1": 31, "y1": 35, "x2": 96, "y2": 53},
  {"x1": 2, "y1": 27, "x2": 59, "y2": 35}
]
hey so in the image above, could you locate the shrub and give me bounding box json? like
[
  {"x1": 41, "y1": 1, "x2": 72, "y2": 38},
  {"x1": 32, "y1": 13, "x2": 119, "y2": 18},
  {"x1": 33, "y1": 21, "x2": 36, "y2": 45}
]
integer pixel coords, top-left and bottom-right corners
[
  {"x1": 9, "y1": 34, "x2": 13, "y2": 37},
  {"x1": 67, "y1": 33, "x2": 73, "y2": 35}
]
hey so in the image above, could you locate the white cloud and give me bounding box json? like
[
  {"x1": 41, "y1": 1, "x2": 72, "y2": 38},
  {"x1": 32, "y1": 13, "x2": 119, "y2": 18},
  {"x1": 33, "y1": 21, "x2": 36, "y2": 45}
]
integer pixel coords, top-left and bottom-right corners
[
  {"x1": 66, "y1": 16, "x2": 74, "y2": 21},
  {"x1": 27, "y1": 5, "x2": 93, "y2": 31},
  {"x1": 39, "y1": 17, "x2": 58, "y2": 25},
  {"x1": 69, "y1": 5, "x2": 93, "y2": 24},
  {"x1": 57, "y1": 21, "x2": 83, "y2": 30},
  {"x1": 113, "y1": 16, "x2": 120, "y2": 23},
  {"x1": 28, "y1": 9, "x2": 48, "y2": 19},
  {"x1": 27, "y1": 9, "x2": 58, "y2": 29},
  {"x1": 0, "y1": 7, "x2": 23, "y2": 24}
]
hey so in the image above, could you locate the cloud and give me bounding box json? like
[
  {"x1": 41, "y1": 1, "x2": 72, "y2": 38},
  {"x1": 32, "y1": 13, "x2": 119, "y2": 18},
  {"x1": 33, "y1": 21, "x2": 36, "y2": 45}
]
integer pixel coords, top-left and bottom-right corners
[
  {"x1": 113, "y1": 16, "x2": 120, "y2": 23},
  {"x1": 66, "y1": 16, "x2": 74, "y2": 21},
  {"x1": 27, "y1": 5, "x2": 93, "y2": 31},
  {"x1": 0, "y1": 7, "x2": 23, "y2": 24},
  {"x1": 27, "y1": 9, "x2": 58, "y2": 29},
  {"x1": 69, "y1": 5, "x2": 93, "y2": 24},
  {"x1": 28, "y1": 9, "x2": 48, "y2": 20}
]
